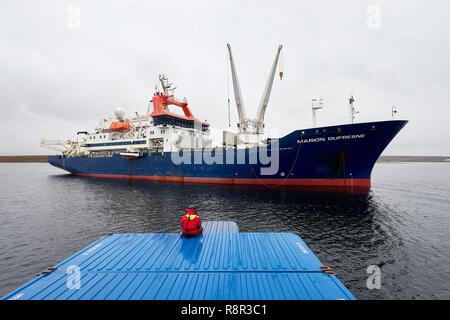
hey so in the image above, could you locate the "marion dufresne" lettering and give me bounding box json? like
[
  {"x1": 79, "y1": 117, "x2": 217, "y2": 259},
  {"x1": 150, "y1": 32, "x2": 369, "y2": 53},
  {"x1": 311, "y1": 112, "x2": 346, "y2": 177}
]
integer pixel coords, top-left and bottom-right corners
[{"x1": 299, "y1": 134, "x2": 365, "y2": 144}]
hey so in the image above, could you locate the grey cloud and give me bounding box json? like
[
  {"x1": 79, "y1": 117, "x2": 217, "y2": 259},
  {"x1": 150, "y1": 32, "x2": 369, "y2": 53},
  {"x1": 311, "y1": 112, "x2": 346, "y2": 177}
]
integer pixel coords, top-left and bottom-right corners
[{"x1": 0, "y1": 0, "x2": 449, "y2": 155}]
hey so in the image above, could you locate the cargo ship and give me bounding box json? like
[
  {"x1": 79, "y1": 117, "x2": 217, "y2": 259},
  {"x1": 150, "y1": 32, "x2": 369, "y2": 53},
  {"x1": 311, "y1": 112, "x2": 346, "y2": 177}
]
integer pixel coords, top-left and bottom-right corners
[{"x1": 42, "y1": 45, "x2": 407, "y2": 188}]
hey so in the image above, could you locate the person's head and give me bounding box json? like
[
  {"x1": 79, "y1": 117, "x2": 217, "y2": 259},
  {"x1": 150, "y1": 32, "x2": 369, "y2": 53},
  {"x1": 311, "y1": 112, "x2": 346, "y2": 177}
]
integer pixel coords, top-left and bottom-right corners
[{"x1": 185, "y1": 206, "x2": 197, "y2": 215}]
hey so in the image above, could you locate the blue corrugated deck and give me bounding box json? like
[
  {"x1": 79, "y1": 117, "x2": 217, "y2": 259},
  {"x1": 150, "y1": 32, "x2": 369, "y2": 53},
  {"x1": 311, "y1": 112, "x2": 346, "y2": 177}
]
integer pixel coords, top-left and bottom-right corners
[
  {"x1": 202, "y1": 221, "x2": 239, "y2": 233},
  {"x1": 2, "y1": 221, "x2": 355, "y2": 300}
]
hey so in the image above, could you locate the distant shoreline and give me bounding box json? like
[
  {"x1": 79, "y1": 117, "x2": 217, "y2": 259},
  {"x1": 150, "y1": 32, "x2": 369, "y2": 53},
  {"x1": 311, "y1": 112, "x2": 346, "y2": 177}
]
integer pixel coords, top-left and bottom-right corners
[
  {"x1": 377, "y1": 156, "x2": 450, "y2": 163},
  {"x1": 0, "y1": 155, "x2": 48, "y2": 163},
  {"x1": 0, "y1": 155, "x2": 449, "y2": 164}
]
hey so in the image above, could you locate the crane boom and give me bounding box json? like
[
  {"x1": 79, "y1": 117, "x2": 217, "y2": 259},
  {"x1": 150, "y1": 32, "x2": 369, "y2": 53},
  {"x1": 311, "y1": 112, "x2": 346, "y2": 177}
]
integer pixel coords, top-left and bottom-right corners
[
  {"x1": 255, "y1": 45, "x2": 283, "y2": 130},
  {"x1": 227, "y1": 44, "x2": 247, "y2": 130}
]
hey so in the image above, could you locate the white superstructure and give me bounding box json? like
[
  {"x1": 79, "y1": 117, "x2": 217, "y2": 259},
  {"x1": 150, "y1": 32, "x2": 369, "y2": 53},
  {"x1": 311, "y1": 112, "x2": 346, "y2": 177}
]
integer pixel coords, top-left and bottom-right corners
[
  {"x1": 41, "y1": 44, "x2": 283, "y2": 158},
  {"x1": 41, "y1": 76, "x2": 213, "y2": 158}
]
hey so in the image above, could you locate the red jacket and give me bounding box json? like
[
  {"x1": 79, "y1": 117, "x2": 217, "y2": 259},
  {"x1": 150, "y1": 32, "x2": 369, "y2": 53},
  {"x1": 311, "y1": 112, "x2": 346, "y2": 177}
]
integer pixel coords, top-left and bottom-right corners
[{"x1": 180, "y1": 212, "x2": 203, "y2": 236}]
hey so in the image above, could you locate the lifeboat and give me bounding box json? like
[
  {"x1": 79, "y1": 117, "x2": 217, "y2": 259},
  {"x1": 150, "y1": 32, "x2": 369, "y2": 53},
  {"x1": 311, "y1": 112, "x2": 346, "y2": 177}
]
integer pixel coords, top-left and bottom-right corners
[{"x1": 109, "y1": 121, "x2": 131, "y2": 132}]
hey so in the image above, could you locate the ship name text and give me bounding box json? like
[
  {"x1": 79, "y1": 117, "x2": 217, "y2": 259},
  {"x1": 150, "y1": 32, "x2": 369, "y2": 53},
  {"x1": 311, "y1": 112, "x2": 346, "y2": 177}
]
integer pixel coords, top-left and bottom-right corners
[{"x1": 299, "y1": 134, "x2": 366, "y2": 144}]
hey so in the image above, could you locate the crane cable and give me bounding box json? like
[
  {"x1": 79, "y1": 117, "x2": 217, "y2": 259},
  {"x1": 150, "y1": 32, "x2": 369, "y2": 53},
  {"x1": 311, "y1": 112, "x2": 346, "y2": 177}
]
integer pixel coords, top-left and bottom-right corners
[
  {"x1": 226, "y1": 53, "x2": 231, "y2": 127},
  {"x1": 279, "y1": 48, "x2": 284, "y2": 80},
  {"x1": 250, "y1": 139, "x2": 303, "y2": 188}
]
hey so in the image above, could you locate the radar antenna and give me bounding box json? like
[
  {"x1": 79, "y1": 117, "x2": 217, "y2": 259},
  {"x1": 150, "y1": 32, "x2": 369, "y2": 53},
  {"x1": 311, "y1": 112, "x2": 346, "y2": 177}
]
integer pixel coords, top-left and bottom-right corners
[
  {"x1": 159, "y1": 74, "x2": 177, "y2": 96},
  {"x1": 349, "y1": 95, "x2": 358, "y2": 123}
]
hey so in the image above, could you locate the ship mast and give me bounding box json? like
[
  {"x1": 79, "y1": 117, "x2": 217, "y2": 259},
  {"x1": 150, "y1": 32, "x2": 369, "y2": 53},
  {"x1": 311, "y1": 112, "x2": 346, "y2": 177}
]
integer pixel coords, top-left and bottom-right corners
[
  {"x1": 159, "y1": 74, "x2": 177, "y2": 96},
  {"x1": 349, "y1": 95, "x2": 358, "y2": 123},
  {"x1": 311, "y1": 98, "x2": 324, "y2": 128}
]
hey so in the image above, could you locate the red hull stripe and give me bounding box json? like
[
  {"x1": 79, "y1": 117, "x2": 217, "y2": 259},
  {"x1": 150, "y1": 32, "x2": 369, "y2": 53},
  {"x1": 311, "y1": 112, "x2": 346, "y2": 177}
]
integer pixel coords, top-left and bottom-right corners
[{"x1": 74, "y1": 173, "x2": 371, "y2": 188}]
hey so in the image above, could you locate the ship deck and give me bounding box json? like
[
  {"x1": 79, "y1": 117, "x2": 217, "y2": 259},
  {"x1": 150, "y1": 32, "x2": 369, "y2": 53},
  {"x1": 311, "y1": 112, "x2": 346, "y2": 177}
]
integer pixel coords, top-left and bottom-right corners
[{"x1": 2, "y1": 221, "x2": 354, "y2": 300}]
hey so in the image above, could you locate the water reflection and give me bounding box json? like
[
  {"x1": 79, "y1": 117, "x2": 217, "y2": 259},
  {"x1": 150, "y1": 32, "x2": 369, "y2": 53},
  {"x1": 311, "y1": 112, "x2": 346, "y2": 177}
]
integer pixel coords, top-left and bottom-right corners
[{"x1": 179, "y1": 236, "x2": 203, "y2": 264}]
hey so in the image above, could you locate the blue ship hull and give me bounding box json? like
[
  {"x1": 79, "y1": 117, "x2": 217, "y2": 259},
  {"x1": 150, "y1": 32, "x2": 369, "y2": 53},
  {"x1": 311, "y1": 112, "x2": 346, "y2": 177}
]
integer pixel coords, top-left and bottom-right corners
[{"x1": 48, "y1": 120, "x2": 407, "y2": 188}]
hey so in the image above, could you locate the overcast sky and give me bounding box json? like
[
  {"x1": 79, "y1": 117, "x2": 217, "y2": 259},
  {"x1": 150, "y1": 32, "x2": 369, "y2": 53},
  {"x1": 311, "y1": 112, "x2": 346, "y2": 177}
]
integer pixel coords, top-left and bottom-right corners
[{"x1": 0, "y1": 0, "x2": 449, "y2": 155}]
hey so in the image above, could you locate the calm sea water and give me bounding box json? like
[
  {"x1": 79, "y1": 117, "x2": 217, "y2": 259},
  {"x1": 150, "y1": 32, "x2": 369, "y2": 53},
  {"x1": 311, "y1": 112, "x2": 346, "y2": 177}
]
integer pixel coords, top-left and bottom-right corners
[{"x1": 0, "y1": 162, "x2": 449, "y2": 299}]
